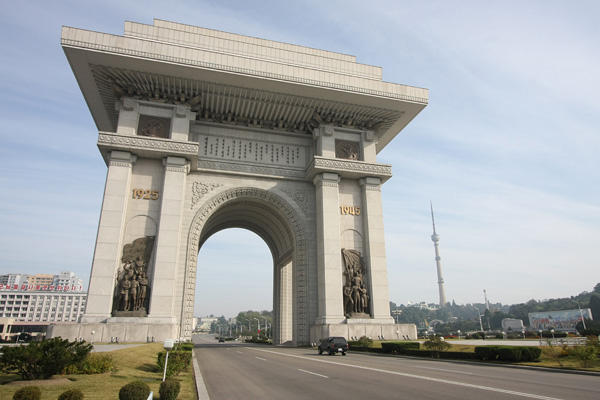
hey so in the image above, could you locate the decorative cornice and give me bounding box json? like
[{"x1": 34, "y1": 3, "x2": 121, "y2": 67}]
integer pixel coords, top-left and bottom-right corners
[
  {"x1": 306, "y1": 156, "x2": 392, "y2": 183},
  {"x1": 98, "y1": 132, "x2": 198, "y2": 155},
  {"x1": 62, "y1": 38, "x2": 429, "y2": 105}
]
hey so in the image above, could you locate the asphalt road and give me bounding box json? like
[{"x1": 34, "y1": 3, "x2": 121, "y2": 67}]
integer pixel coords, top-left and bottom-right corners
[{"x1": 192, "y1": 334, "x2": 599, "y2": 400}]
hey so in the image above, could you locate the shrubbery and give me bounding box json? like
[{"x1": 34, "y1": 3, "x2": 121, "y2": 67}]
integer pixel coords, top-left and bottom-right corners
[
  {"x1": 157, "y1": 350, "x2": 192, "y2": 379},
  {"x1": 474, "y1": 346, "x2": 541, "y2": 362},
  {"x1": 58, "y1": 388, "x2": 85, "y2": 400},
  {"x1": 380, "y1": 341, "x2": 420, "y2": 354},
  {"x1": 423, "y1": 336, "x2": 452, "y2": 352},
  {"x1": 0, "y1": 338, "x2": 92, "y2": 380},
  {"x1": 12, "y1": 386, "x2": 41, "y2": 400},
  {"x1": 63, "y1": 353, "x2": 115, "y2": 375},
  {"x1": 118, "y1": 381, "x2": 150, "y2": 400},
  {"x1": 159, "y1": 378, "x2": 181, "y2": 400},
  {"x1": 356, "y1": 336, "x2": 374, "y2": 348}
]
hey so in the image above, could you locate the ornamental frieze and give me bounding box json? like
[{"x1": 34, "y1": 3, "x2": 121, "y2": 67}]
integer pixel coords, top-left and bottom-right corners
[{"x1": 98, "y1": 132, "x2": 198, "y2": 154}]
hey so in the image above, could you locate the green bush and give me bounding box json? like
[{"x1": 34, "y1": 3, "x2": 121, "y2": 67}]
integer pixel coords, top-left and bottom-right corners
[
  {"x1": 380, "y1": 342, "x2": 420, "y2": 354},
  {"x1": 177, "y1": 343, "x2": 194, "y2": 351},
  {"x1": 357, "y1": 336, "x2": 374, "y2": 348},
  {"x1": 64, "y1": 353, "x2": 115, "y2": 375},
  {"x1": 118, "y1": 381, "x2": 150, "y2": 400},
  {"x1": 520, "y1": 346, "x2": 542, "y2": 362},
  {"x1": 0, "y1": 338, "x2": 92, "y2": 380},
  {"x1": 157, "y1": 350, "x2": 192, "y2": 379},
  {"x1": 475, "y1": 346, "x2": 541, "y2": 362},
  {"x1": 423, "y1": 336, "x2": 451, "y2": 352},
  {"x1": 58, "y1": 388, "x2": 85, "y2": 400},
  {"x1": 12, "y1": 386, "x2": 41, "y2": 400},
  {"x1": 474, "y1": 346, "x2": 499, "y2": 360},
  {"x1": 569, "y1": 343, "x2": 599, "y2": 367},
  {"x1": 497, "y1": 347, "x2": 522, "y2": 362},
  {"x1": 159, "y1": 378, "x2": 181, "y2": 400}
]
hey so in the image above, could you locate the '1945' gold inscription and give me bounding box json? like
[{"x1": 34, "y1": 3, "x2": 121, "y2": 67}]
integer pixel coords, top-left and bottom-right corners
[{"x1": 340, "y1": 206, "x2": 360, "y2": 216}]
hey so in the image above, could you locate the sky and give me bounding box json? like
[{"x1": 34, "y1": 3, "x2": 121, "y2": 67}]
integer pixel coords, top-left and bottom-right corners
[{"x1": 1, "y1": 1, "x2": 599, "y2": 319}]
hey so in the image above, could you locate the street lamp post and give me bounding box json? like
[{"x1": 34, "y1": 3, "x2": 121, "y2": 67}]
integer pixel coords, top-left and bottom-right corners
[
  {"x1": 392, "y1": 309, "x2": 402, "y2": 324},
  {"x1": 470, "y1": 305, "x2": 484, "y2": 333},
  {"x1": 253, "y1": 318, "x2": 261, "y2": 337},
  {"x1": 163, "y1": 339, "x2": 174, "y2": 382},
  {"x1": 551, "y1": 329, "x2": 555, "y2": 339},
  {"x1": 571, "y1": 299, "x2": 587, "y2": 330},
  {"x1": 457, "y1": 330, "x2": 461, "y2": 339},
  {"x1": 262, "y1": 317, "x2": 269, "y2": 338}
]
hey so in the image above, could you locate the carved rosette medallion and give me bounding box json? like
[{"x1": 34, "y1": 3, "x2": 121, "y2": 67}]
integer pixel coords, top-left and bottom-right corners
[
  {"x1": 335, "y1": 140, "x2": 360, "y2": 160},
  {"x1": 138, "y1": 115, "x2": 171, "y2": 138}
]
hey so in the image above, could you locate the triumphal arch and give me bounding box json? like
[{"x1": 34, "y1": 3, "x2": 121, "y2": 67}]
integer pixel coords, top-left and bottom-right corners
[{"x1": 51, "y1": 19, "x2": 427, "y2": 345}]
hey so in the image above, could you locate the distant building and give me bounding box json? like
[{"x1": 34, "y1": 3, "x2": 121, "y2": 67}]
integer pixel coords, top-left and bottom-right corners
[
  {"x1": 27, "y1": 274, "x2": 55, "y2": 287},
  {"x1": 0, "y1": 271, "x2": 84, "y2": 292},
  {"x1": 54, "y1": 271, "x2": 84, "y2": 289},
  {"x1": 501, "y1": 318, "x2": 524, "y2": 332},
  {"x1": 0, "y1": 289, "x2": 86, "y2": 322},
  {"x1": 197, "y1": 317, "x2": 218, "y2": 332}
]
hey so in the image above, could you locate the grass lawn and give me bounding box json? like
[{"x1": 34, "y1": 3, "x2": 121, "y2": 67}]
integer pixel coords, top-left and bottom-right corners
[{"x1": 0, "y1": 343, "x2": 197, "y2": 399}]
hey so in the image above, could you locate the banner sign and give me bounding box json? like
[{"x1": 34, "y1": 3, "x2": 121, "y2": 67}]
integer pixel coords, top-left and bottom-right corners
[
  {"x1": 0, "y1": 284, "x2": 84, "y2": 292},
  {"x1": 528, "y1": 309, "x2": 592, "y2": 331}
]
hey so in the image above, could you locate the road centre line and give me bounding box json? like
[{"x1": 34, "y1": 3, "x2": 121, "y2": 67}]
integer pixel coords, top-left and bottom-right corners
[
  {"x1": 247, "y1": 347, "x2": 564, "y2": 400},
  {"x1": 299, "y1": 369, "x2": 329, "y2": 379},
  {"x1": 255, "y1": 357, "x2": 267, "y2": 361}
]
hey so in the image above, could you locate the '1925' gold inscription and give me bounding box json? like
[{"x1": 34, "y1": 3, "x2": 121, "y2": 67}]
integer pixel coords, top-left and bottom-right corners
[{"x1": 132, "y1": 189, "x2": 159, "y2": 200}]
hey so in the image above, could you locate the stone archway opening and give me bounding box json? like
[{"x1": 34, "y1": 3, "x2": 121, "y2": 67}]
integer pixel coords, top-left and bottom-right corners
[
  {"x1": 195, "y1": 228, "x2": 272, "y2": 332},
  {"x1": 188, "y1": 191, "x2": 303, "y2": 345}
]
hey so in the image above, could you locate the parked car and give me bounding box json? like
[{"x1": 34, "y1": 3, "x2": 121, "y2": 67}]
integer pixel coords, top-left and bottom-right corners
[
  {"x1": 218, "y1": 337, "x2": 225, "y2": 342},
  {"x1": 318, "y1": 337, "x2": 348, "y2": 355}
]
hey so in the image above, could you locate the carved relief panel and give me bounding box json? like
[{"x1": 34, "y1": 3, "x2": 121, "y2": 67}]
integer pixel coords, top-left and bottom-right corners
[
  {"x1": 113, "y1": 236, "x2": 155, "y2": 316},
  {"x1": 138, "y1": 115, "x2": 171, "y2": 138}
]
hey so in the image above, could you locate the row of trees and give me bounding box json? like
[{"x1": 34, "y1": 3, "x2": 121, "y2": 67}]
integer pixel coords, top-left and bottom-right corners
[
  {"x1": 211, "y1": 310, "x2": 273, "y2": 337},
  {"x1": 390, "y1": 283, "x2": 600, "y2": 335}
]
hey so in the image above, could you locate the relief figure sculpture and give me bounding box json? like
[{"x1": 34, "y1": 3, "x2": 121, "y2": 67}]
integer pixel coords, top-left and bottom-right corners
[
  {"x1": 113, "y1": 236, "x2": 155, "y2": 315},
  {"x1": 341, "y1": 248, "x2": 370, "y2": 317}
]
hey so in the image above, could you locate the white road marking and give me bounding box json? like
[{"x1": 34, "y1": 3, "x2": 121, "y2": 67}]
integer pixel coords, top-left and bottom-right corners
[
  {"x1": 248, "y1": 348, "x2": 565, "y2": 400},
  {"x1": 415, "y1": 366, "x2": 474, "y2": 375},
  {"x1": 255, "y1": 357, "x2": 267, "y2": 361},
  {"x1": 236, "y1": 351, "x2": 243, "y2": 354},
  {"x1": 299, "y1": 369, "x2": 329, "y2": 379}
]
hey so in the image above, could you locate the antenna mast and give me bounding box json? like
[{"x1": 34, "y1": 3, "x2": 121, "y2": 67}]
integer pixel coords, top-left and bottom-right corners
[{"x1": 430, "y1": 202, "x2": 448, "y2": 307}]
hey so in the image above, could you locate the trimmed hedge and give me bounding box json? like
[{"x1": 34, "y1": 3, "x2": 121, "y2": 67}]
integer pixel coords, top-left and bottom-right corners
[
  {"x1": 474, "y1": 346, "x2": 541, "y2": 362},
  {"x1": 380, "y1": 342, "x2": 420, "y2": 354}
]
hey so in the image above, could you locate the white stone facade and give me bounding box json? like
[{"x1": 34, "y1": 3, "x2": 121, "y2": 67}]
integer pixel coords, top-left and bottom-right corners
[
  {"x1": 0, "y1": 290, "x2": 86, "y2": 322},
  {"x1": 54, "y1": 19, "x2": 427, "y2": 345}
]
